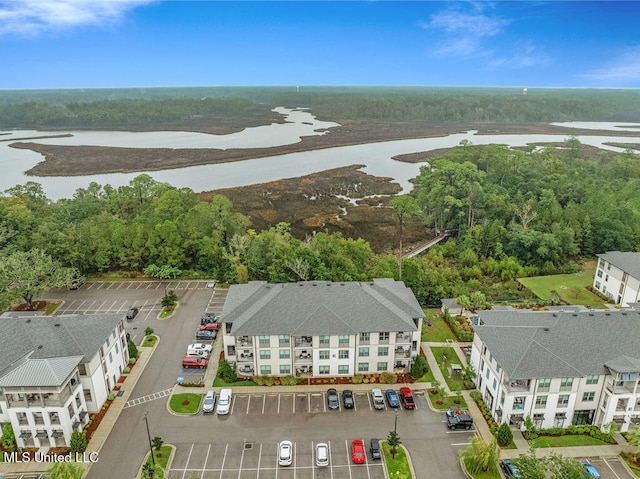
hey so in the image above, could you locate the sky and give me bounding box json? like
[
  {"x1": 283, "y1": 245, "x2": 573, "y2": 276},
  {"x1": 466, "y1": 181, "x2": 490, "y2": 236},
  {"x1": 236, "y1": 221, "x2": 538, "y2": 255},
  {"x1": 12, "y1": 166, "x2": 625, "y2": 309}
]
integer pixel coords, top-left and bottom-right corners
[{"x1": 1, "y1": 0, "x2": 639, "y2": 89}]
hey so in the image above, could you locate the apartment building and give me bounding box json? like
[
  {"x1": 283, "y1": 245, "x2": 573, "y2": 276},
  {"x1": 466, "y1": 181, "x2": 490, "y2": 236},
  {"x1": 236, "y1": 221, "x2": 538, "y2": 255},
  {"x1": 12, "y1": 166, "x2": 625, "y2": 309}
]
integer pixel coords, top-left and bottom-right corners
[
  {"x1": 471, "y1": 309, "x2": 640, "y2": 432},
  {"x1": 0, "y1": 313, "x2": 129, "y2": 449},
  {"x1": 593, "y1": 251, "x2": 640, "y2": 306},
  {"x1": 220, "y1": 279, "x2": 423, "y2": 377}
]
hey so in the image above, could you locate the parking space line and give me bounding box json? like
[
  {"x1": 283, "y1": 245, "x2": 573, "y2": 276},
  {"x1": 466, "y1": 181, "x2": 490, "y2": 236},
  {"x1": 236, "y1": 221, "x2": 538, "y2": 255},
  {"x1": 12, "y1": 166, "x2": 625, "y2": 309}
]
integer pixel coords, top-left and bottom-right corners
[
  {"x1": 247, "y1": 395, "x2": 251, "y2": 414},
  {"x1": 201, "y1": 444, "x2": 211, "y2": 479},
  {"x1": 293, "y1": 441, "x2": 297, "y2": 478},
  {"x1": 230, "y1": 396, "x2": 236, "y2": 415},
  {"x1": 345, "y1": 440, "x2": 353, "y2": 479},
  {"x1": 181, "y1": 444, "x2": 195, "y2": 479},
  {"x1": 262, "y1": 395, "x2": 266, "y2": 414},
  {"x1": 218, "y1": 443, "x2": 228, "y2": 479},
  {"x1": 277, "y1": 394, "x2": 281, "y2": 414},
  {"x1": 257, "y1": 443, "x2": 263, "y2": 479},
  {"x1": 603, "y1": 458, "x2": 621, "y2": 479}
]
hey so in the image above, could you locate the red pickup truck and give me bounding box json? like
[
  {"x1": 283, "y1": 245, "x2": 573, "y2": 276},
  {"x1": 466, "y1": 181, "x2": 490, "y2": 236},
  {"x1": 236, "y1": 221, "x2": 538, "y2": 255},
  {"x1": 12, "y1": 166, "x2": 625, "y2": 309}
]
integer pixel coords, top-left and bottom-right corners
[{"x1": 399, "y1": 387, "x2": 416, "y2": 410}]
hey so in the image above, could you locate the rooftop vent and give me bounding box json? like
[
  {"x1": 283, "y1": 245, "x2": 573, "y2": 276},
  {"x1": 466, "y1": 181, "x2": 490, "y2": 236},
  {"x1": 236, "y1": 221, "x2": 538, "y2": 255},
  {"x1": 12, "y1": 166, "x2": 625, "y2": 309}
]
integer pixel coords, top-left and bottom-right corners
[
  {"x1": 37, "y1": 345, "x2": 43, "y2": 349},
  {"x1": 26, "y1": 319, "x2": 31, "y2": 323},
  {"x1": 552, "y1": 313, "x2": 557, "y2": 317},
  {"x1": 589, "y1": 313, "x2": 595, "y2": 316},
  {"x1": 54, "y1": 323, "x2": 60, "y2": 327},
  {"x1": 605, "y1": 312, "x2": 611, "y2": 316},
  {"x1": 543, "y1": 328, "x2": 550, "y2": 332}
]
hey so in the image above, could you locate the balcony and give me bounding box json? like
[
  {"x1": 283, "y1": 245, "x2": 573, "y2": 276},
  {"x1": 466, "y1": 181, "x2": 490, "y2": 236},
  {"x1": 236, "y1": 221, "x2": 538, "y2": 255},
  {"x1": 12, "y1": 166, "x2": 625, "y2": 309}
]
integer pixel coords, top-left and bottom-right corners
[
  {"x1": 237, "y1": 351, "x2": 254, "y2": 363},
  {"x1": 294, "y1": 337, "x2": 313, "y2": 348},
  {"x1": 394, "y1": 348, "x2": 411, "y2": 358},
  {"x1": 395, "y1": 333, "x2": 412, "y2": 344},
  {"x1": 236, "y1": 337, "x2": 253, "y2": 348},
  {"x1": 505, "y1": 380, "x2": 531, "y2": 393},
  {"x1": 606, "y1": 380, "x2": 635, "y2": 395},
  {"x1": 294, "y1": 351, "x2": 313, "y2": 363},
  {"x1": 237, "y1": 365, "x2": 254, "y2": 376}
]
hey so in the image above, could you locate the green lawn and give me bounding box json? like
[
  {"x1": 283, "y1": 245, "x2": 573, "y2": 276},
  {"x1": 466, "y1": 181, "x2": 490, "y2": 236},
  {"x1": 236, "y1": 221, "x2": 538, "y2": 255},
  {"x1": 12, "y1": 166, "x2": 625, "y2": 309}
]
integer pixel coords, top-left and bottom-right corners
[
  {"x1": 430, "y1": 346, "x2": 465, "y2": 391},
  {"x1": 382, "y1": 442, "x2": 412, "y2": 479},
  {"x1": 169, "y1": 393, "x2": 202, "y2": 414},
  {"x1": 422, "y1": 309, "x2": 456, "y2": 342},
  {"x1": 213, "y1": 377, "x2": 257, "y2": 387},
  {"x1": 414, "y1": 367, "x2": 435, "y2": 383},
  {"x1": 517, "y1": 260, "x2": 607, "y2": 308},
  {"x1": 142, "y1": 335, "x2": 157, "y2": 347},
  {"x1": 529, "y1": 434, "x2": 611, "y2": 448},
  {"x1": 428, "y1": 392, "x2": 468, "y2": 410},
  {"x1": 140, "y1": 445, "x2": 172, "y2": 479}
]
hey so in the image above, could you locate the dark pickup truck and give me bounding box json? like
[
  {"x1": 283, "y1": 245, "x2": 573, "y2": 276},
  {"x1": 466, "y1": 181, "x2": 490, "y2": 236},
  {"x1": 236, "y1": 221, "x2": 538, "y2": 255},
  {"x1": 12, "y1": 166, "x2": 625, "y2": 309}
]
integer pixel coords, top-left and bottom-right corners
[
  {"x1": 399, "y1": 387, "x2": 416, "y2": 410},
  {"x1": 447, "y1": 412, "x2": 473, "y2": 430}
]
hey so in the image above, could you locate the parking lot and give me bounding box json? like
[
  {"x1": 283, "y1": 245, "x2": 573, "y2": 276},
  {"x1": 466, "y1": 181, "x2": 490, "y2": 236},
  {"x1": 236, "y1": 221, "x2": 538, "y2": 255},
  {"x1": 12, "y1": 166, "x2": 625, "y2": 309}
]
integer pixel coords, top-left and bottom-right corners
[
  {"x1": 586, "y1": 457, "x2": 637, "y2": 479},
  {"x1": 169, "y1": 440, "x2": 386, "y2": 479}
]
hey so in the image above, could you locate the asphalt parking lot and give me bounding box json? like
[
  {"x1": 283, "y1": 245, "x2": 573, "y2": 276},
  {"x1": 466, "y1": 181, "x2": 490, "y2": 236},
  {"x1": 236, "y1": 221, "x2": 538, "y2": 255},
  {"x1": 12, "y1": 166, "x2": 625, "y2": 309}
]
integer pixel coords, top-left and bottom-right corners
[
  {"x1": 586, "y1": 457, "x2": 636, "y2": 479},
  {"x1": 169, "y1": 440, "x2": 386, "y2": 479}
]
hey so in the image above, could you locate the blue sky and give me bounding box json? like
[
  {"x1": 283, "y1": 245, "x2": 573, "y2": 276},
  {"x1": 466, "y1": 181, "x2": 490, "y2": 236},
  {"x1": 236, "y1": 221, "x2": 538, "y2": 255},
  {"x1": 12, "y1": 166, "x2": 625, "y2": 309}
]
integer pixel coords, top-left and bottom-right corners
[{"x1": 1, "y1": 1, "x2": 639, "y2": 89}]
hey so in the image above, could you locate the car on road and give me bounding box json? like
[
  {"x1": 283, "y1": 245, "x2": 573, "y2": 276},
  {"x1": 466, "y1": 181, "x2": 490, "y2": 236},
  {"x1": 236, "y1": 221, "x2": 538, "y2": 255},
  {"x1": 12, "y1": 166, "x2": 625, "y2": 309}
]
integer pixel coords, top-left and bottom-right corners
[
  {"x1": 278, "y1": 440, "x2": 293, "y2": 466},
  {"x1": 181, "y1": 356, "x2": 208, "y2": 369},
  {"x1": 582, "y1": 460, "x2": 601, "y2": 479},
  {"x1": 351, "y1": 439, "x2": 365, "y2": 464},
  {"x1": 385, "y1": 389, "x2": 400, "y2": 408},
  {"x1": 126, "y1": 307, "x2": 139, "y2": 320},
  {"x1": 195, "y1": 330, "x2": 217, "y2": 340},
  {"x1": 315, "y1": 442, "x2": 329, "y2": 467},
  {"x1": 188, "y1": 343, "x2": 213, "y2": 353},
  {"x1": 342, "y1": 389, "x2": 354, "y2": 409},
  {"x1": 202, "y1": 390, "x2": 216, "y2": 413},
  {"x1": 370, "y1": 438, "x2": 381, "y2": 460},
  {"x1": 399, "y1": 387, "x2": 416, "y2": 409},
  {"x1": 500, "y1": 459, "x2": 521, "y2": 478},
  {"x1": 327, "y1": 388, "x2": 339, "y2": 410},
  {"x1": 199, "y1": 322, "x2": 219, "y2": 332}
]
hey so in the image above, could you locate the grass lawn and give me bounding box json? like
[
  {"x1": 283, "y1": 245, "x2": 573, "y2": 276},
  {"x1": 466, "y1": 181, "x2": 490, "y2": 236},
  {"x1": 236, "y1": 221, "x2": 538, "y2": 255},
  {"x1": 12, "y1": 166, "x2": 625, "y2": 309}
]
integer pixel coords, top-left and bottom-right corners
[
  {"x1": 422, "y1": 309, "x2": 456, "y2": 342},
  {"x1": 414, "y1": 368, "x2": 435, "y2": 384},
  {"x1": 142, "y1": 335, "x2": 157, "y2": 347},
  {"x1": 159, "y1": 305, "x2": 176, "y2": 318},
  {"x1": 463, "y1": 458, "x2": 502, "y2": 479},
  {"x1": 427, "y1": 392, "x2": 467, "y2": 410},
  {"x1": 169, "y1": 393, "x2": 202, "y2": 414},
  {"x1": 140, "y1": 445, "x2": 172, "y2": 479},
  {"x1": 430, "y1": 346, "x2": 465, "y2": 391},
  {"x1": 213, "y1": 376, "x2": 257, "y2": 387},
  {"x1": 529, "y1": 434, "x2": 611, "y2": 448},
  {"x1": 517, "y1": 260, "x2": 607, "y2": 308},
  {"x1": 382, "y1": 442, "x2": 412, "y2": 479}
]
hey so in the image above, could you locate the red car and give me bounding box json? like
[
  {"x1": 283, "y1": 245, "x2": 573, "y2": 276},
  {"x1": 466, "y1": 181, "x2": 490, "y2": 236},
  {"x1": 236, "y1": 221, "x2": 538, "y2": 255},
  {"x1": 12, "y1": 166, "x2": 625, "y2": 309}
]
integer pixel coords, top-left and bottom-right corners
[
  {"x1": 399, "y1": 387, "x2": 416, "y2": 410},
  {"x1": 351, "y1": 439, "x2": 365, "y2": 464},
  {"x1": 199, "y1": 322, "x2": 219, "y2": 332},
  {"x1": 181, "y1": 356, "x2": 208, "y2": 369}
]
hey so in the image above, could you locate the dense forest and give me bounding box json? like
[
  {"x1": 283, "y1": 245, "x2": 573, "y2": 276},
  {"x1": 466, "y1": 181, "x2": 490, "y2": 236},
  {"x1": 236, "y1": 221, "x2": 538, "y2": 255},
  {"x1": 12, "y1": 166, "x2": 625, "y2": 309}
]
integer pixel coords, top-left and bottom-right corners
[
  {"x1": 0, "y1": 139, "x2": 638, "y2": 306},
  {"x1": 2, "y1": 87, "x2": 640, "y2": 129}
]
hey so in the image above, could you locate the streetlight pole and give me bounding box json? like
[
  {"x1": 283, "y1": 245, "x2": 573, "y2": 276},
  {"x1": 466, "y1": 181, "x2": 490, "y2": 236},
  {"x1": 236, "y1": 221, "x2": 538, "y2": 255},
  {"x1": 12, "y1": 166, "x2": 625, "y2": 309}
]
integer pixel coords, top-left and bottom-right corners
[
  {"x1": 144, "y1": 411, "x2": 155, "y2": 466},
  {"x1": 394, "y1": 409, "x2": 398, "y2": 435}
]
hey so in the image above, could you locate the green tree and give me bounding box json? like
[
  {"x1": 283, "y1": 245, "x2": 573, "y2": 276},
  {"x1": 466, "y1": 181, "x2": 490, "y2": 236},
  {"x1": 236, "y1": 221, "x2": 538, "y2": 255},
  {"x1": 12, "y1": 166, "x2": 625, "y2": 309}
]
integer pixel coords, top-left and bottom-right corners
[
  {"x1": 47, "y1": 461, "x2": 86, "y2": 479},
  {"x1": 496, "y1": 422, "x2": 513, "y2": 446},
  {"x1": 128, "y1": 339, "x2": 140, "y2": 359},
  {"x1": 510, "y1": 449, "x2": 546, "y2": 479},
  {"x1": 545, "y1": 452, "x2": 588, "y2": 479},
  {"x1": 152, "y1": 436, "x2": 164, "y2": 451},
  {"x1": 410, "y1": 355, "x2": 428, "y2": 378},
  {"x1": 0, "y1": 248, "x2": 78, "y2": 309},
  {"x1": 628, "y1": 425, "x2": 640, "y2": 461},
  {"x1": 459, "y1": 436, "x2": 499, "y2": 475},
  {"x1": 387, "y1": 430, "x2": 402, "y2": 459},
  {"x1": 389, "y1": 195, "x2": 420, "y2": 279},
  {"x1": 144, "y1": 264, "x2": 182, "y2": 295},
  {"x1": 69, "y1": 430, "x2": 87, "y2": 454},
  {"x1": 1, "y1": 423, "x2": 15, "y2": 452}
]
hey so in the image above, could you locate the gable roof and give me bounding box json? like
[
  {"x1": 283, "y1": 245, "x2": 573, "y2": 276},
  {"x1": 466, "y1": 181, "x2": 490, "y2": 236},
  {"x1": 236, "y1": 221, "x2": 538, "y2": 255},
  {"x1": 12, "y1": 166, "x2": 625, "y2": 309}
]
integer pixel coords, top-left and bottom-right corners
[
  {"x1": 597, "y1": 251, "x2": 640, "y2": 280},
  {"x1": 0, "y1": 354, "x2": 84, "y2": 387},
  {"x1": 222, "y1": 279, "x2": 423, "y2": 336},
  {"x1": 475, "y1": 309, "x2": 640, "y2": 379}
]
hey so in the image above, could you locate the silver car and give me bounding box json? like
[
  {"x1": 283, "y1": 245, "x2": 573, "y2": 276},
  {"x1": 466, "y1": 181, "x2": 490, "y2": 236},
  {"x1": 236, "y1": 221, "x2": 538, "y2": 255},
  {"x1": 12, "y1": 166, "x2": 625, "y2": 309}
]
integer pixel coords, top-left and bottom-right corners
[
  {"x1": 202, "y1": 390, "x2": 216, "y2": 413},
  {"x1": 278, "y1": 440, "x2": 293, "y2": 466},
  {"x1": 315, "y1": 442, "x2": 329, "y2": 467}
]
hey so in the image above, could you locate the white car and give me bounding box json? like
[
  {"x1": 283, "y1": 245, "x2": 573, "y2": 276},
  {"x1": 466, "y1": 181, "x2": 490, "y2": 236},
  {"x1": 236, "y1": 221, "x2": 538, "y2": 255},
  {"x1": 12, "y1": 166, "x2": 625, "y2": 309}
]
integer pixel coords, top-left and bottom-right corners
[
  {"x1": 278, "y1": 440, "x2": 293, "y2": 466},
  {"x1": 315, "y1": 442, "x2": 329, "y2": 467},
  {"x1": 188, "y1": 343, "x2": 213, "y2": 353},
  {"x1": 202, "y1": 390, "x2": 216, "y2": 413},
  {"x1": 216, "y1": 388, "x2": 232, "y2": 415}
]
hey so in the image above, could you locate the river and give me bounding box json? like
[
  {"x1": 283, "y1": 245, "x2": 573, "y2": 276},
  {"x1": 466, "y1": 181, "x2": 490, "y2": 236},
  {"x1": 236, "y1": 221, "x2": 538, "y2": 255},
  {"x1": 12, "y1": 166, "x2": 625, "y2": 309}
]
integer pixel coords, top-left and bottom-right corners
[{"x1": 1, "y1": 109, "x2": 639, "y2": 200}]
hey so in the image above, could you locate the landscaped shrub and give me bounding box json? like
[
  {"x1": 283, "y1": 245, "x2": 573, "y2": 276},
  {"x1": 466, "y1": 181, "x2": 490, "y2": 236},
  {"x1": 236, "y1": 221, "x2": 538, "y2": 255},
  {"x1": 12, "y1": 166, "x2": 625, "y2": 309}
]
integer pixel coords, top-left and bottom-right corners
[
  {"x1": 69, "y1": 431, "x2": 87, "y2": 454},
  {"x1": 468, "y1": 392, "x2": 501, "y2": 439},
  {"x1": 497, "y1": 423, "x2": 513, "y2": 446},
  {"x1": 127, "y1": 339, "x2": 139, "y2": 359},
  {"x1": 217, "y1": 359, "x2": 236, "y2": 383},
  {"x1": 379, "y1": 371, "x2": 397, "y2": 384},
  {"x1": 443, "y1": 313, "x2": 474, "y2": 341},
  {"x1": 352, "y1": 374, "x2": 364, "y2": 384},
  {"x1": 1, "y1": 423, "x2": 15, "y2": 452},
  {"x1": 410, "y1": 355, "x2": 428, "y2": 378}
]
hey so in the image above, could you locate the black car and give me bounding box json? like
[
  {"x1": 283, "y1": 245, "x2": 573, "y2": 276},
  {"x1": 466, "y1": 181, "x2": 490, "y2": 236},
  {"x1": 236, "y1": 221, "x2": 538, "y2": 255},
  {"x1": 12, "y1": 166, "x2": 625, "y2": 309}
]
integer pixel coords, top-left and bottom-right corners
[
  {"x1": 200, "y1": 312, "x2": 218, "y2": 325},
  {"x1": 370, "y1": 438, "x2": 381, "y2": 460},
  {"x1": 196, "y1": 329, "x2": 217, "y2": 340},
  {"x1": 327, "y1": 388, "x2": 339, "y2": 410},
  {"x1": 126, "y1": 307, "x2": 139, "y2": 320},
  {"x1": 342, "y1": 389, "x2": 354, "y2": 409}
]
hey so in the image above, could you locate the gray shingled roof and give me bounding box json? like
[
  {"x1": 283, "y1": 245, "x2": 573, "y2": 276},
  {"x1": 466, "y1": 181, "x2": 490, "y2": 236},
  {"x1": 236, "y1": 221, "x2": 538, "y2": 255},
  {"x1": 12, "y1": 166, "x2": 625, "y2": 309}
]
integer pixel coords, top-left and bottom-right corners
[
  {"x1": 0, "y1": 355, "x2": 83, "y2": 387},
  {"x1": 476, "y1": 309, "x2": 640, "y2": 379},
  {"x1": 0, "y1": 314, "x2": 123, "y2": 380},
  {"x1": 597, "y1": 251, "x2": 640, "y2": 280},
  {"x1": 222, "y1": 279, "x2": 423, "y2": 336}
]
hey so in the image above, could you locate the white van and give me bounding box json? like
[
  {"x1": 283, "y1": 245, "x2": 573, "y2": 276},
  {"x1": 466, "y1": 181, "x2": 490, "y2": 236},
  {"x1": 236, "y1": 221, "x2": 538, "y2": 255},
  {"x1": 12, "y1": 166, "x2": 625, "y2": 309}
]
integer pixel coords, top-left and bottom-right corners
[
  {"x1": 216, "y1": 388, "x2": 232, "y2": 415},
  {"x1": 186, "y1": 347, "x2": 209, "y2": 359}
]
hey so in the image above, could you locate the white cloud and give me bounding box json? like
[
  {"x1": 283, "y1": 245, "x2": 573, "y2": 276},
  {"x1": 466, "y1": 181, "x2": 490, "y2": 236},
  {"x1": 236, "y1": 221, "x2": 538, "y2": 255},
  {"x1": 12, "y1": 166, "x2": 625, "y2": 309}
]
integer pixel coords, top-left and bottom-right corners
[
  {"x1": 489, "y1": 41, "x2": 549, "y2": 70},
  {"x1": 581, "y1": 46, "x2": 640, "y2": 86},
  {"x1": 0, "y1": 0, "x2": 154, "y2": 37}
]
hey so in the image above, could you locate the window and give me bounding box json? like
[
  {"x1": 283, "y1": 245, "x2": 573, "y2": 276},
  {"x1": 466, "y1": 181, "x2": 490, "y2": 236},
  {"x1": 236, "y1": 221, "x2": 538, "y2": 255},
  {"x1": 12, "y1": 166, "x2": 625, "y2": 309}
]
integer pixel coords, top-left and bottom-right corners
[
  {"x1": 278, "y1": 335, "x2": 290, "y2": 345},
  {"x1": 485, "y1": 369, "x2": 490, "y2": 379},
  {"x1": 339, "y1": 335, "x2": 349, "y2": 345},
  {"x1": 259, "y1": 335, "x2": 270, "y2": 346},
  {"x1": 338, "y1": 350, "x2": 349, "y2": 359},
  {"x1": 358, "y1": 362, "x2": 368, "y2": 372},
  {"x1": 513, "y1": 397, "x2": 525, "y2": 411},
  {"x1": 84, "y1": 389, "x2": 92, "y2": 403},
  {"x1": 280, "y1": 365, "x2": 291, "y2": 375},
  {"x1": 605, "y1": 274, "x2": 609, "y2": 281},
  {"x1": 78, "y1": 364, "x2": 87, "y2": 376},
  {"x1": 595, "y1": 281, "x2": 601, "y2": 289},
  {"x1": 378, "y1": 346, "x2": 389, "y2": 357},
  {"x1": 359, "y1": 347, "x2": 369, "y2": 357},
  {"x1": 115, "y1": 343, "x2": 119, "y2": 354},
  {"x1": 33, "y1": 412, "x2": 44, "y2": 425},
  {"x1": 379, "y1": 332, "x2": 389, "y2": 342},
  {"x1": 560, "y1": 377, "x2": 574, "y2": 390},
  {"x1": 279, "y1": 349, "x2": 290, "y2": 359},
  {"x1": 260, "y1": 365, "x2": 271, "y2": 375},
  {"x1": 586, "y1": 375, "x2": 599, "y2": 385},
  {"x1": 319, "y1": 366, "x2": 330, "y2": 375},
  {"x1": 535, "y1": 395, "x2": 548, "y2": 408},
  {"x1": 75, "y1": 394, "x2": 81, "y2": 408},
  {"x1": 599, "y1": 259, "x2": 605, "y2": 268},
  {"x1": 492, "y1": 378, "x2": 497, "y2": 390},
  {"x1": 319, "y1": 335, "x2": 330, "y2": 345},
  {"x1": 49, "y1": 412, "x2": 60, "y2": 425},
  {"x1": 597, "y1": 270, "x2": 603, "y2": 278},
  {"x1": 260, "y1": 350, "x2": 271, "y2": 360},
  {"x1": 359, "y1": 332, "x2": 370, "y2": 342},
  {"x1": 318, "y1": 350, "x2": 330, "y2": 360},
  {"x1": 582, "y1": 392, "x2": 595, "y2": 402},
  {"x1": 489, "y1": 353, "x2": 493, "y2": 363},
  {"x1": 67, "y1": 403, "x2": 74, "y2": 417},
  {"x1": 377, "y1": 362, "x2": 388, "y2": 371},
  {"x1": 538, "y1": 378, "x2": 551, "y2": 390},
  {"x1": 558, "y1": 394, "x2": 570, "y2": 407},
  {"x1": 338, "y1": 365, "x2": 349, "y2": 374}
]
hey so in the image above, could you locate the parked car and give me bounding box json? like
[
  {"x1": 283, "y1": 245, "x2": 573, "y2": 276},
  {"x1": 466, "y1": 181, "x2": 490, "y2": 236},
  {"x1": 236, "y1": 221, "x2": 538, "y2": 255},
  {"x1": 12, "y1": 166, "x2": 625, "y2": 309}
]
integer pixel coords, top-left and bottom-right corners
[
  {"x1": 195, "y1": 330, "x2": 217, "y2": 340},
  {"x1": 202, "y1": 390, "x2": 216, "y2": 413},
  {"x1": 447, "y1": 412, "x2": 473, "y2": 430},
  {"x1": 581, "y1": 460, "x2": 601, "y2": 479},
  {"x1": 385, "y1": 389, "x2": 400, "y2": 408},
  {"x1": 181, "y1": 356, "x2": 207, "y2": 369},
  {"x1": 369, "y1": 438, "x2": 381, "y2": 460},
  {"x1": 351, "y1": 439, "x2": 365, "y2": 464},
  {"x1": 69, "y1": 278, "x2": 85, "y2": 290},
  {"x1": 278, "y1": 440, "x2": 293, "y2": 466},
  {"x1": 126, "y1": 307, "x2": 139, "y2": 320},
  {"x1": 216, "y1": 388, "x2": 232, "y2": 415},
  {"x1": 200, "y1": 312, "x2": 218, "y2": 325},
  {"x1": 188, "y1": 343, "x2": 213, "y2": 353},
  {"x1": 371, "y1": 388, "x2": 385, "y2": 410},
  {"x1": 500, "y1": 459, "x2": 522, "y2": 478},
  {"x1": 399, "y1": 387, "x2": 416, "y2": 409},
  {"x1": 342, "y1": 389, "x2": 354, "y2": 409},
  {"x1": 315, "y1": 442, "x2": 329, "y2": 467},
  {"x1": 327, "y1": 388, "x2": 339, "y2": 410},
  {"x1": 199, "y1": 322, "x2": 219, "y2": 332},
  {"x1": 207, "y1": 280, "x2": 217, "y2": 288}
]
